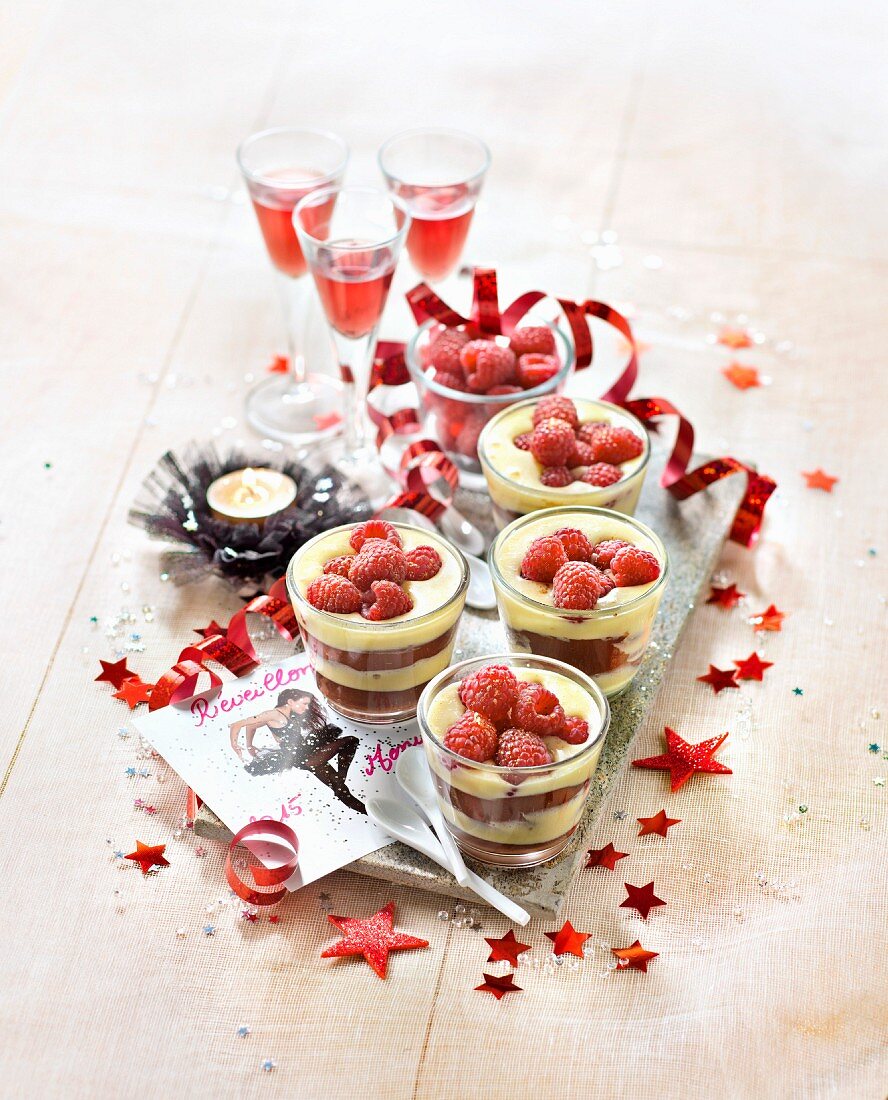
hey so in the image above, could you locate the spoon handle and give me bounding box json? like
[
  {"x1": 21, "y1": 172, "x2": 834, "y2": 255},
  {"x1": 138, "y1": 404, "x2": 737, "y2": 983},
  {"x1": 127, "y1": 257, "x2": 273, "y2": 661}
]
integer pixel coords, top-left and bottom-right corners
[{"x1": 426, "y1": 805, "x2": 472, "y2": 886}]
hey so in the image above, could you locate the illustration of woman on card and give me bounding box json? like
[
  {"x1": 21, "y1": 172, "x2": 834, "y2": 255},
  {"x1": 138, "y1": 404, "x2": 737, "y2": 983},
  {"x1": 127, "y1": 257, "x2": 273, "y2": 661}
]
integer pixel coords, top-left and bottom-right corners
[{"x1": 228, "y1": 688, "x2": 365, "y2": 814}]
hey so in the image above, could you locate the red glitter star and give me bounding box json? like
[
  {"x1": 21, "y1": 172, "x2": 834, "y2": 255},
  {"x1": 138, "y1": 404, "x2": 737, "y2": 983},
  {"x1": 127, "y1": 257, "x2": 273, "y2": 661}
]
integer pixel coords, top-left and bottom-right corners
[
  {"x1": 722, "y1": 362, "x2": 761, "y2": 390},
  {"x1": 620, "y1": 881, "x2": 666, "y2": 920},
  {"x1": 612, "y1": 940, "x2": 659, "y2": 972},
  {"x1": 320, "y1": 901, "x2": 428, "y2": 980},
  {"x1": 637, "y1": 810, "x2": 681, "y2": 838},
  {"x1": 733, "y1": 652, "x2": 774, "y2": 681},
  {"x1": 475, "y1": 972, "x2": 523, "y2": 1000},
  {"x1": 544, "y1": 920, "x2": 590, "y2": 958},
  {"x1": 697, "y1": 665, "x2": 740, "y2": 694},
  {"x1": 125, "y1": 841, "x2": 169, "y2": 875},
  {"x1": 484, "y1": 929, "x2": 531, "y2": 966},
  {"x1": 585, "y1": 842, "x2": 629, "y2": 870},
  {"x1": 95, "y1": 658, "x2": 134, "y2": 689},
  {"x1": 268, "y1": 915, "x2": 280, "y2": 924},
  {"x1": 707, "y1": 583, "x2": 745, "y2": 609},
  {"x1": 194, "y1": 619, "x2": 228, "y2": 639},
  {"x1": 802, "y1": 468, "x2": 838, "y2": 492},
  {"x1": 267, "y1": 355, "x2": 289, "y2": 374},
  {"x1": 750, "y1": 604, "x2": 785, "y2": 632},
  {"x1": 242, "y1": 911, "x2": 259, "y2": 922},
  {"x1": 717, "y1": 325, "x2": 753, "y2": 349},
  {"x1": 112, "y1": 676, "x2": 154, "y2": 708},
  {"x1": 633, "y1": 727, "x2": 732, "y2": 792}
]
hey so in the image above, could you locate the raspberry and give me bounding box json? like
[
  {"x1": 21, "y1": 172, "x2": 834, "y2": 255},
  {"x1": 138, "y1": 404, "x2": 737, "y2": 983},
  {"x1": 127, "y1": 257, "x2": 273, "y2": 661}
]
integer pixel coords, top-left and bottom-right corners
[
  {"x1": 349, "y1": 540, "x2": 408, "y2": 591},
  {"x1": 589, "y1": 426, "x2": 644, "y2": 465},
  {"x1": 349, "y1": 520, "x2": 402, "y2": 552},
  {"x1": 611, "y1": 546, "x2": 661, "y2": 586},
  {"x1": 431, "y1": 368, "x2": 468, "y2": 393},
  {"x1": 443, "y1": 711, "x2": 498, "y2": 763},
  {"x1": 495, "y1": 727, "x2": 552, "y2": 768},
  {"x1": 554, "y1": 527, "x2": 594, "y2": 562},
  {"x1": 429, "y1": 327, "x2": 470, "y2": 373},
  {"x1": 551, "y1": 561, "x2": 604, "y2": 610},
  {"x1": 590, "y1": 539, "x2": 630, "y2": 569},
  {"x1": 576, "y1": 421, "x2": 608, "y2": 446},
  {"x1": 560, "y1": 716, "x2": 589, "y2": 745},
  {"x1": 512, "y1": 431, "x2": 534, "y2": 451},
  {"x1": 596, "y1": 571, "x2": 616, "y2": 597},
  {"x1": 517, "y1": 353, "x2": 560, "y2": 389},
  {"x1": 568, "y1": 440, "x2": 596, "y2": 467},
  {"x1": 460, "y1": 341, "x2": 517, "y2": 393},
  {"x1": 510, "y1": 325, "x2": 556, "y2": 358},
  {"x1": 360, "y1": 580, "x2": 413, "y2": 621},
  {"x1": 457, "y1": 664, "x2": 520, "y2": 724},
  {"x1": 306, "y1": 574, "x2": 362, "y2": 614},
  {"x1": 520, "y1": 535, "x2": 568, "y2": 583},
  {"x1": 532, "y1": 395, "x2": 579, "y2": 430},
  {"x1": 512, "y1": 684, "x2": 566, "y2": 738},
  {"x1": 540, "y1": 466, "x2": 573, "y2": 487},
  {"x1": 405, "y1": 545, "x2": 442, "y2": 581},
  {"x1": 454, "y1": 413, "x2": 487, "y2": 458},
  {"x1": 581, "y1": 463, "x2": 622, "y2": 487},
  {"x1": 322, "y1": 555, "x2": 354, "y2": 578},
  {"x1": 530, "y1": 418, "x2": 575, "y2": 467},
  {"x1": 486, "y1": 384, "x2": 523, "y2": 395}
]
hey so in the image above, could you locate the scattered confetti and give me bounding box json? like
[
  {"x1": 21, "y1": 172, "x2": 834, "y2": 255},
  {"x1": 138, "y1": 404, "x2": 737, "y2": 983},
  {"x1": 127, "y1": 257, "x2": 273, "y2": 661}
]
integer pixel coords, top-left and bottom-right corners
[
  {"x1": 237, "y1": 1025, "x2": 251, "y2": 1038},
  {"x1": 637, "y1": 810, "x2": 681, "y2": 839},
  {"x1": 733, "y1": 653, "x2": 774, "y2": 681},
  {"x1": 125, "y1": 841, "x2": 169, "y2": 875},
  {"x1": 613, "y1": 810, "x2": 628, "y2": 822},
  {"x1": 484, "y1": 929, "x2": 531, "y2": 966},
  {"x1": 620, "y1": 881, "x2": 667, "y2": 920},
  {"x1": 612, "y1": 940, "x2": 659, "y2": 973},
  {"x1": 267, "y1": 355, "x2": 289, "y2": 374},
  {"x1": 544, "y1": 921, "x2": 590, "y2": 958},
  {"x1": 195, "y1": 620, "x2": 228, "y2": 639},
  {"x1": 95, "y1": 658, "x2": 134, "y2": 689},
  {"x1": 112, "y1": 676, "x2": 154, "y2": 708},
  {"x1": 802, "y1": 469, "x2": 838, "y2": 492},
  {"x1": 585, "y1": 842, "x2": 629, "y2": 870},
  {"x1": 874, "y1": 777, "x2": 885, "y2": 788},
  {"x1": 194, "y1": 846, "x2": 208, "y2": 858},
  {"x1": 320, "y1": 901, "x2": 428, "y2": 980},
  {"x1": 717, "y1": 326, "x2": 753, "y2": 349},
  {"x1": 722, "y1": 362, "x2": 761, "y2": 390},
  {"x1": 750, "y1": 604, "x2": 786, "y2": 632},
  {"x1": 792, "y1": 687, "x2": 804, "y2": 696},
  {"x1": 633, "y1": 727, "x2": 732, "y2": 792},
  {"x1": 475, "y1": 972, "x2": 522, "y2": 1000},
  {"x1": 260, "y1": 1059, "x2": 276, "y2": 1073},
  {"x1": 203, "y1": 925, "x2": 216, "y2": 936},
  {"x1": 242, "y1": 910, "x2": 259, "y2": 923},
  {"x1": 707, "y1": 583, "x2": 745, "y2": 609},
  {"x1": 869, "y1": 744, "x2": 880, "y2": 754},
  {"x1": 697, "y1": 665, "x2": 740, "y2": 694}
]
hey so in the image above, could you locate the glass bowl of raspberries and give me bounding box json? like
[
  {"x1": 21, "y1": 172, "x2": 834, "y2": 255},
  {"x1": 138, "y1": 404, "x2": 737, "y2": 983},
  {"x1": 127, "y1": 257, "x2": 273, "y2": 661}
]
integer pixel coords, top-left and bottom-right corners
[
  {"x1": 404, "y1": 318, "x2": 575, "y2": 489},
  {"x1": 417, "y1": 653, "x2": 610, "y2": 867}
]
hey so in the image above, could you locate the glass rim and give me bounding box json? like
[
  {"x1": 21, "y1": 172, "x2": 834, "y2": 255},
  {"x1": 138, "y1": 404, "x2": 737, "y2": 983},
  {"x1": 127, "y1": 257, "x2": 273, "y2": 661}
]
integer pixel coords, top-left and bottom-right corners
[
  {"x1": 404, "y1": 318, "x2": 576, "y2": 405},
  {"x1": 377, "y1": 127, "x2": 491, "y2": 189},
  {"x1": 418, "y1": 652, "x2": 611, "y2": 775},
  {"x1": 292, "y1": 184, "x2": 411, "y2": 251},
  {"x1": 286, "y1": 521, "x2": 469, "y2": 632},
  {"x1": 478, "y1": 396, "x2": 651, "y2": 495},
  {"x1": 488, "y1": 504, "x2": 670, "y2": 619},
  {"x1": 236, "y1": 126, "x2": 350, "y2": 189}
]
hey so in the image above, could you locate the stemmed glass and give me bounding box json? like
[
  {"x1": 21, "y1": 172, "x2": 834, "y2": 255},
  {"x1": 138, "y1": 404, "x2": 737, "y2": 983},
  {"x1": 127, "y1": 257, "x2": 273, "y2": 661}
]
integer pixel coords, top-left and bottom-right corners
[
  {"x1": 294, "y1": 186, "x2": 410, "y2": 502},
  {"x1": 378, "y1": 128, "x2": 490, "y2": 282},
  {"x1": 237, "y1": 128, "x2": 349, "y2": 444}
]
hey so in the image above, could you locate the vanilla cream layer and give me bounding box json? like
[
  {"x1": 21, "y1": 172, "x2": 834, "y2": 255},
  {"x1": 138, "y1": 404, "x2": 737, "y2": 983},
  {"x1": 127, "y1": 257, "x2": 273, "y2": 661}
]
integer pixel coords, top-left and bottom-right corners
[
  {"x1": 479, "y1": 398, "x2": 648, "y2": 516},
  {"x1": 310, "y1": 646, "x2": 456, "y2": 692},
  {"x1": 288, "y1": 523, "x2": 466, "y2": 651},
  {"x1": 493, "y1": 510, "x2": 665, "y2": 641}
]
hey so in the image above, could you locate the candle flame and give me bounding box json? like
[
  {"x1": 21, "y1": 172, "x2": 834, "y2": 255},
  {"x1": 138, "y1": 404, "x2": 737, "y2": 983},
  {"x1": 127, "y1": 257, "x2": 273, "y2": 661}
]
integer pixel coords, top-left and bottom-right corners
[{"x1": 233, "y1": 467, "x2": 270, "y2": 507}]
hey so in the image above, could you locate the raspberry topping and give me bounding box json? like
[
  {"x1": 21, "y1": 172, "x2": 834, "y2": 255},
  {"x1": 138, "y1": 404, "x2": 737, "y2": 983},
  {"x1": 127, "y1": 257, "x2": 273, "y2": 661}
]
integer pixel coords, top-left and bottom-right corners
[
  {"x1": 509, "y1": 326, "x2": 556, "y2": 358},
  {"x1": 589, "y1": 426, "x2": 644, "y2": 464},
  {"x1": 349, "y1": 520, "x2": 402, "y2": 552},
  {"x1": 576, "y1": 421, "x2": 608, "y2": 446},
  {"x1": 520, "y1": 535, "x2": 568, "y2": 583},
  {"x1": 512, "y1": 431, "x2": 534, "y2": 451},
  {"x1": 349, "y1": 540, "x2": 409, "y2": 591},
  {"x1": 306, "y1": 574, "x2": 363, "y2": 614},
  {"x1": 460, "y1": 341, "x2": 517, "y2": 393},
  {"x1": 432, "y1": 369, "x2": 469, "y2": 393},
  {"x1": 429, "y1": 327, "x2": 470, "y2": 373},
  {"x1": 495, "y1": 727, "x2": 552, "y2": 768},
  {"x1": 517, "y1": 353, "x2": 560, "y2": 389},
  {"x1": 561, "y1": 716, "x2": 589, "y2": 745},
  {"x1": 590, "y1": 539, "x2": 631, "y2": 569},
  {"x1": 554, "y1": 527, "x2": 594, "y2": 562},
  {"x1": 487, "y1": 384, "x2": 523, "y2": 395},
  {"x1": 581, "y1": 462, "x2": 622, "y2": 487},
  {"x1": 443, "y1": 711, "x2": 499, "y2": 763},
  {"x1": 568, "y1": 440, "x2": 596, "y2": 468},
  {"x1": 551, "y1": 561, "x2": 603, "y2": 610},
  {"x1": 457, "y1": 665, "x2": 520, "y2": 724},
  {"x1": 360, "y1": 579, "x2": 414, "y2": 621},
  {"x1": 540, "y1": 466, "x2": 574, "y2": 487},
  {"x1": 532, "y1": 395, "x2": 579, "y2": 430},
  {"x1": 405, "y1": 545, "x2": 442, "y2": 581},
  {"x1": 530, "y1": 418, "x2": 575, "y2": 467},
  {"x1": 322, "y1": 555, "x2": 354, "y2": 578},
  {"x1": 611, "y1": 546, "x2": 661, "y2": 586},
  {"x1": 512, "y1": 684, "x2": 566, "y2": 738}
]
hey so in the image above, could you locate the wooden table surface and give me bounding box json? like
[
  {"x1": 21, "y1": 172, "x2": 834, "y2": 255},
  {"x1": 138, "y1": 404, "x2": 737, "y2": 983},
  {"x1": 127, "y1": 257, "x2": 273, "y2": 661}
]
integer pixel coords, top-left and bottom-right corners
[{"x1": 1, "y1": 2, "x2": 886, "y2": 1097}]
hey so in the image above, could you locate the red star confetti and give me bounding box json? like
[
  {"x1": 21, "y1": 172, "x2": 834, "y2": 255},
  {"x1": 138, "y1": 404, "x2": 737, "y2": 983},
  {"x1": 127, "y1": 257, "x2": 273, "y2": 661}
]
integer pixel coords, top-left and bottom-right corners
[
  {"x1": 697, "y1": 664, "x2": 739, "y2": 694},
  {"x1": 125, "y1": 841, "x2": 169, "y2": 875},
  {"x1": 802, "y1": 468, "x2": 838, "y2": 492},
  {"x1": 612, "y1": 940, "x2": 659, "y2": 973},
  {"x1": 750, "y1": 604, "x2": 785, "y2": 632},
  {"x1": 314, "y1": 411, "x2": 342, "y2": 432},
  {"x1": 620, "y1": 881, "x2": 666, "y2": 920},
  {"x1": 242, "y1": 911, "x2": 259, "y2": 923},
  {"x1": 722, "y1": 362, "x2": 761, "y2": 390},
  {"x1": 544, "y1": 920, "x2": 590, "y2": 958},
  {"x1": 706, "y1": 583, "x2": 745, "y2": 609},
  {"x1": 112, "y1": 676, "x2": 154, "y2": 708},
  {"x1": 585, "y1": 842, "x2": 629, "y2": 870},
  {"x1": 733, "y1": 652, "x2": 774, "y2": 681},
  {"x1": 637, "y1": 810, "x2": 681, "y2": 838},
  {"x1": 717, "y1": 325, "x2": 753, "y2": 349},
  {"x1": 475, "y1": 972, "x2": 523, "y2": 1000},
  {"x1": 633, "y1": 727, "x2": 732, "y2": 792},
  {"x1": 95, "y1": 658, "x2": 134, "y2": 689},
  {"x1": 484, "y1": 929, "x2": 531, "y2": 966},
  {"x1": 268, "y1": 915, "x2": 280, "y2": 924},
  {"x1": 321, "y1": 901, "x2": 428, "y2": 980},
  {"x1": 194, "y1": 619, "x2": 228, "y2": 639},
  {"x1": 267, "y1": 355, "x2": 289, "y2": 374}
]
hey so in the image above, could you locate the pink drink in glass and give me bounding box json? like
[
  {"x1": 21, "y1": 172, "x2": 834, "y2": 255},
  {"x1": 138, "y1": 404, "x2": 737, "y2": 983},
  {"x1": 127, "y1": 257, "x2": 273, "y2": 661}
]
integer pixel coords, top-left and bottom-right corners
[
  {"x1": 399, "y1": 183, "x2": 474, "y2": 281},
  {"x1": 312, "y1": 245, "x2": 396, "y2": 339},
  {"x1": 250, "y1": 168, "x2": 335, "y2": 278}
]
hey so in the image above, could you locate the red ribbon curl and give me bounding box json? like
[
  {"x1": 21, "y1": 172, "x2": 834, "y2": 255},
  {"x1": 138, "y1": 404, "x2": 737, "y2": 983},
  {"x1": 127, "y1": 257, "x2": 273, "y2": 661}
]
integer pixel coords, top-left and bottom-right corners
[{"x1": 225, "y1": 819, "x2": 299, "y2": 906}]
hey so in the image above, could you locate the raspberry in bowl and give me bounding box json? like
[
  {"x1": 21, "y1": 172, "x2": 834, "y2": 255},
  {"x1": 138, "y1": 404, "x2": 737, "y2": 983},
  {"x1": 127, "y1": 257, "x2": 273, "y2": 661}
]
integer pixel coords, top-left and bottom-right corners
[
  {"x1": 477, "y1": 394, "x2": 650, "y2": 528},
  {"x1": 417, "y1": 654, "x2": 609, "y2": 867},
  {"x1": 404, "y1": 320, "x2": 575, "y2": 490},
  {"x1": 489, "y1": 506, "x2": 668, "y2": 697},
  {"x1": 286, "y1": 520, "x2": 469, "y2": 724}
]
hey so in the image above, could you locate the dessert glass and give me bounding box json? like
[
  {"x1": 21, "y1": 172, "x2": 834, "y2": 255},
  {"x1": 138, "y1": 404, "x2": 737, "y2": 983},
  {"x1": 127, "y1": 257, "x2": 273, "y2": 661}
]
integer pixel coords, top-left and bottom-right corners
[
  {"x1": 489, "y1": 506, "x2": 669, "y2": 697},
  {"x1": 286, "y1": 522, "x2": 468, "y2": 724},
  {"x1": 478, "y1": 396, "x2": 650, "y2": 528},
  {"x1": 418, "y1": 654, "x2": 610, "y2": 867}
]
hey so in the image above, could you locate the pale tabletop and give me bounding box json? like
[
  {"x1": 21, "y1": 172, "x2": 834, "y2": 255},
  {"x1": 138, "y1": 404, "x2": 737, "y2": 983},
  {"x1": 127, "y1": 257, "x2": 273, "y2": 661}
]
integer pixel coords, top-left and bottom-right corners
[{"x1": 1, "y1": 2, "x2": 886, "y2": 1098}]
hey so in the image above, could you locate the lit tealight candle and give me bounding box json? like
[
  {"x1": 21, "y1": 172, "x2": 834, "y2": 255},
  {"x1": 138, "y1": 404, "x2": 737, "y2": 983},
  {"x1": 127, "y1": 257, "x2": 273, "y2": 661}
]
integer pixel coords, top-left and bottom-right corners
[{"x1": 206, "y1": 467, "x2": 297, "y2": 526}]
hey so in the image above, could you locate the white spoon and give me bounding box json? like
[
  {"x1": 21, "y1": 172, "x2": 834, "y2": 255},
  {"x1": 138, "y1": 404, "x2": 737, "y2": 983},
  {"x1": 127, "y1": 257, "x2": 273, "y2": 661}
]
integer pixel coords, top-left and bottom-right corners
[
  {"x1": 396, "y1": 749, "x2": 471, "y2": 885},
  {"x1": 366, "y1": 796, "x2": 531, "y2": 926}
]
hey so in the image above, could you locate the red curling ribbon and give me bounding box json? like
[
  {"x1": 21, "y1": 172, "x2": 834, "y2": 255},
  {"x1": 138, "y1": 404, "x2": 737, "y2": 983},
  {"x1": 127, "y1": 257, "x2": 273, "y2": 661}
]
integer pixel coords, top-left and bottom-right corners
[
  {"x1": 225, "y1": 819, "x2": 299, "y2": 906},
  {"x1": 225, "y1": 576, "x2": 297, "y2": 663}
]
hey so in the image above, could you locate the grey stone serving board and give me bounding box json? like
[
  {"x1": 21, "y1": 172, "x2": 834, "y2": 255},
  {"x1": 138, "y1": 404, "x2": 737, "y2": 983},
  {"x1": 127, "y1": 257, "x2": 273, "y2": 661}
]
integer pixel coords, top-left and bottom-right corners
[{"x1": 195, "y1": 446, "x2": 746, "y2": 917}]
